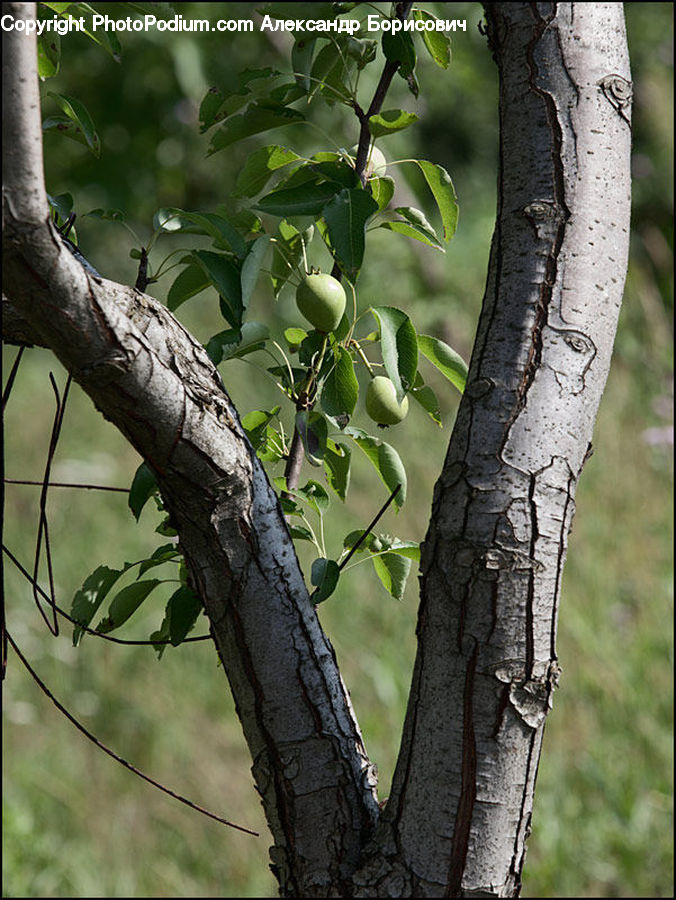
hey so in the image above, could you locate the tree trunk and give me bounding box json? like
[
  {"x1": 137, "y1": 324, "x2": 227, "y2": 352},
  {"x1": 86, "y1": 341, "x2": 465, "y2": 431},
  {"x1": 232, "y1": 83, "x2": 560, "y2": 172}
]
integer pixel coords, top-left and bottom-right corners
[
  {"x1": 2, "y1": 5, "x2": 378, "y2": 896},
  {"x1": 352, "y1": 3, "x2": 631, "y2": 895},
  {"x1": 2, "y1": 2, "x2": 631, "y2": 896}
]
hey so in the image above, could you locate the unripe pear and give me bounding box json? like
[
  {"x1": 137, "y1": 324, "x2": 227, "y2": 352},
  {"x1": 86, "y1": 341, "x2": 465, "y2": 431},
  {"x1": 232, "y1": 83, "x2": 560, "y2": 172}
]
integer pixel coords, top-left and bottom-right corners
[
  {"x1": 296, "y1": 273, "x2": 346, "y2": 333},
  {"x1": 366, "y1": 376, "x2": 409, "y2": 425}
]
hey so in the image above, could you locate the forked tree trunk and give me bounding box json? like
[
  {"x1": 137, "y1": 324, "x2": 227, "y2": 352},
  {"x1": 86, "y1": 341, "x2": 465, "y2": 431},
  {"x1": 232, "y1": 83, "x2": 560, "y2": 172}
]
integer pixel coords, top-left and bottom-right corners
[{"x1": 3, "y1": 2, "x2": 631, "y2": 897}]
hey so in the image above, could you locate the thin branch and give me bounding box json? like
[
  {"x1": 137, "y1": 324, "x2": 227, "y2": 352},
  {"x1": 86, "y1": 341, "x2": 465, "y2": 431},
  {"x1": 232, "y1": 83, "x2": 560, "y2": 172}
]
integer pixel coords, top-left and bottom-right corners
[
  {"x1": 5, "y1": 630, "x2": 259, "y2": 836},
  {"x1": 4, "y1": 479, "x2": 128, "y2": 492},
  {"x1": 285, "y1": 1, "x2": 414, "y2": 488},
  {"x1": 3, "y1": 543, "x2": 211, "y2": 646},
  {"x1": 339, "y1": 484, "x2": 401, "y2": 570}
]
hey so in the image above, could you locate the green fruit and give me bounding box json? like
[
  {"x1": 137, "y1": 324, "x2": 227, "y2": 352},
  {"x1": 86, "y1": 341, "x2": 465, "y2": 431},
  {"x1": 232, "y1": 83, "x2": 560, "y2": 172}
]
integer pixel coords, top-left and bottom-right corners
[
  {"x1": 366, "y1": 376, "x2": 409, "y2": 425},
  {"x1": 350, "y1": 144, "x2": 387, "y2": 178},
  {"x1": 296, "y1": 273, "x2": 346, "y2": 333}
]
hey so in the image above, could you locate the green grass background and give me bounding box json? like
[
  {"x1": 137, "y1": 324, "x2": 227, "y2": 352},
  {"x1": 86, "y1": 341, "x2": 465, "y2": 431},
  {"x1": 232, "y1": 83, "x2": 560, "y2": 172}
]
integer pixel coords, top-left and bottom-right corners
[{"x1": 3, "y1": 3, "x2": 672, "y2": 897}]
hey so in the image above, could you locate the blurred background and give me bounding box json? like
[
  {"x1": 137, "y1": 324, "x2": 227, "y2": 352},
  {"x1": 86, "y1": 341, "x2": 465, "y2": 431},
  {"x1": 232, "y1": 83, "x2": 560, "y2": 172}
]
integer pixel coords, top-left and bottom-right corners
[{"x1": 3, "y1": 3, "x2": 672, "y2": 897}]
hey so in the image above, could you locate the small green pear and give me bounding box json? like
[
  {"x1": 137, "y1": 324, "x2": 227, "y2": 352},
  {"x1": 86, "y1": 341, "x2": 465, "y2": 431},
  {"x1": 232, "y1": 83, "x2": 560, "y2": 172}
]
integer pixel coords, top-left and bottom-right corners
[
  {"x1": 296, "y1": 273, "x2": 346, "y2": 333},
  {"x1": 366, "y1": 376, "x2": 409, "y2": 425}
]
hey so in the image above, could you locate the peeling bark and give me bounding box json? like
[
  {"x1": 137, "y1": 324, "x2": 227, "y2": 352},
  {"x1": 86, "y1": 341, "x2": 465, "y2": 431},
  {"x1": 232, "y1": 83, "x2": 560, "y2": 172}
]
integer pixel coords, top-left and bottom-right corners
[
  {"x1": 3, "y1": 2, "x2": 631, "y2": 896},
  {"x1": 2, "y1": 5, "x2": 378, "y2": 896},
  {"x1": 352, "y1": 3, "x2": 631, "y2": 896}
]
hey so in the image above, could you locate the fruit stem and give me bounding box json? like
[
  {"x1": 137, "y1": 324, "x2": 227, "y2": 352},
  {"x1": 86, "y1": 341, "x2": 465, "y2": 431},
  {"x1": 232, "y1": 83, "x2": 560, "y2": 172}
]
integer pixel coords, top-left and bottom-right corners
[
  {"x1": 300, "y1": 234, "x2": 309, "y2": 277},
  {"x1": 352, "y1": 340, "x2": 375, "y2": 378}
]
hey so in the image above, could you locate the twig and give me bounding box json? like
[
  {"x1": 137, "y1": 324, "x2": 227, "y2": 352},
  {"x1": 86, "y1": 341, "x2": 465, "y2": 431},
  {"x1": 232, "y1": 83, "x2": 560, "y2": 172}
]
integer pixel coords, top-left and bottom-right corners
[
  {"x1": 284, "y1": 1, "x2": 413, "y2": 490},
  {"x1": 5, "y1": 630, "x2": 259, "y2": 836},
  {"x1": 339, "y1": 484, "x2": 401, "y2": 571}
]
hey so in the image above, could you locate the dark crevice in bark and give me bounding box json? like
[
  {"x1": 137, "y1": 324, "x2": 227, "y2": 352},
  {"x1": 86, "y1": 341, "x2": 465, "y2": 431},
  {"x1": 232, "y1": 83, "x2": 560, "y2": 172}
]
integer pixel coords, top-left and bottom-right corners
[{"x1": 446, "y1": 639, "x2": 479, "y2": 896}]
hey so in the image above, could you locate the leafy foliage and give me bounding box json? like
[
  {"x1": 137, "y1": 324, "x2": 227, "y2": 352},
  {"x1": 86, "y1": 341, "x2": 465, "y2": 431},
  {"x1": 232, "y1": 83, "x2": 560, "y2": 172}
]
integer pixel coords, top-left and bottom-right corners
[{"x1": 50, "y1": 3, "x2": 468, "y2": 636}]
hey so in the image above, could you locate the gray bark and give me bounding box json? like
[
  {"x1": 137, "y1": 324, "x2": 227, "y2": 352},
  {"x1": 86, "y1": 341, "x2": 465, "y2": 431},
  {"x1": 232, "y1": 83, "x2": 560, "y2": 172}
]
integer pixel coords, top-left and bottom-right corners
[
  {"x1": 2, "y1": 2, "x2": 631, "y2": 897},
  {"x1": 352, "y1": 3, "x2": 631, "y2": 896},
  {"x1": 2, "y1": 5, "x2": 378, "y2": 896}
]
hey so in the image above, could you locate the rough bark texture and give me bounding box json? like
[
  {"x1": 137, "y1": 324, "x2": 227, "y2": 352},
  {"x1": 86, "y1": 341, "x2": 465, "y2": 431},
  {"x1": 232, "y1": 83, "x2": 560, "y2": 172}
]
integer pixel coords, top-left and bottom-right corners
[
  {"x1": 3, "y1": 2, "x2": 631, "y2": 897},
  {"x1": 2, "y1": 5, "x2": 378, "y2": 896},
  {"x1": 352, "y1": 3, "x2": 631, "y2": 896}
]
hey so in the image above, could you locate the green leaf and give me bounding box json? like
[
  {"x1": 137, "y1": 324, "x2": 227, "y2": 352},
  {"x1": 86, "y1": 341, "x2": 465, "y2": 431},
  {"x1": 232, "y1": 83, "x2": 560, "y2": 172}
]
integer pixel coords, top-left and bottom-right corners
[
  {"x1": 296, "y1": 411, "x2": 328, "y2": 466},
  {"x1": 342, "y1": 529, "x2": 376, "y2": 552},
  {"x1": 323, "y1": 440, "x2": 351, "y2": 501},
  {"x1": 291, "y1": 35, "x2": 317, "y2": 92},
  {"x1": 138, "y1": 544, "x2": 181, "y2": 577},
  {"x1": 414, "y1": 9, "x2": 451, "y2": 69},
  {"x1": 97, "y1": 579, "x2": 161, "y2": 634},
  {"x1": 370, "y1": 306, "x2": 419, "y2": 398},
  {"x1": 46, "y1": 91, "x2": 100, "y2": 156},
  {"x1": 234, "y1": 145, "x2": 302, "y2": 198},
  {"x1": 284, "y1": 326, "x2": 308, "y2": 349},
  {"x1": 242, "y1": 407, "x2": 281, "y2": 451},
  {"x1": 297, "y1": 479, "x2": 330, "y2": 515},
  {"x1": 85, "y1": 207, "x2": 126, "y2": 223},
  {"x1": 167, "y1": 586, "x2": 202, "y2": 646},
  {"x1": 47, "y1": 192, "x2": 74, "y2": 225},
  {"x1": 345, "y1": 36, "x2": 377, "y2": 70},
  {"x1": 208, "y1": 103, "x2": 305, "y2": 156},
  {"x1": 322, "y1": 188, "x2": 379, "y2": 282},
  {"x1": 271, "y1": 220, "x2": 311, "y2": 298},
  {"x1": 71, "y1": 565, "x2": 124, "y2": 646},
  {"x1": 411, "y1": 377, "x2": 442, "y2": 426},
  {"x1": 321, "y1": 347, "x2": 359, "y2": 418},
  {"x1": 382, "y1": 29, "x2": 416, "y2": 75},
  {"x1": 207, "y1": 322, "x2": 270, "y2": 365},
  {"x1": 382, "y1": 29, "x2": 417, "y2": 95},
  {"x1": 311, "y1": 558, "x2": 340, "y2": 604},
  {"x1": 129, "y1": 462, "x2": 158, "y2": 521},
  {"x1": 198, "y1": 69, "x2": 281, "y2": 131},
  {"x1": 370, "y1": 176, "x2": 395, "y2": 212},
  {"x1": 372, "y1": 552, "x2": 411, "y2": 601},
  {"x1": 310, "y1": 160, "x2": 359, "y2": 189},
  {"x1": 43, "y1": 3, "x2": 122, "y2": 62},
  {"x1": 345, "y1": 426, "x2": 407, "y2": 508},
  {"x1": 153, "y1": 208, "x2": 247, "y2": 257},
  {"x1": 241, "y1": 235, "x2": 271, "y2": 308},
  {"x1": 379, "y1": 220, "x2": 444, "y2": 251},
  {"x1": 288, "y1": 524, "x2": 315, "y2": 543},
  {"x1": 417, "y1": 333, "x2": 468, "y2": 393},
  {"x1": 255, "y1": 181, "x2": 343, "y2": 218},
  {"x1": 192, "y1": 250, "x2": 243, "y2": 327},
  {"x1": 309, "y1": 39, "x2": 356, "y2": 105},
  {"x1": 368, "y1": 109, "x2": 418, "y2": 138},
  {"x1": 37, "y1": 31, "x2": 60, "y2": 79},
  {"x1": 413, "y1": 160, "x2": 458, "y2": 242},
  {"x1": 167, "y1": 264, "x2": 211, "y2": 312}
]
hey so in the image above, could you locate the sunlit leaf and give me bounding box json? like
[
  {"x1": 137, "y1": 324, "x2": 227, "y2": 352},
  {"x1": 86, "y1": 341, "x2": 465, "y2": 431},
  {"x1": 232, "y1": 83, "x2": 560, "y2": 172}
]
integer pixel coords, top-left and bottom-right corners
[
  {"x1": 414, "y1": 9, "x2": 451, "y2": 69},
  {"x1": 368, "y1": 109, "x2": 418, "y2": 137},
  {"x1": 344, "y1": 426, "x2": 406, "y2": 508},
  {"x1": 370, "y1": 306, "x2": 418, "y2": 398},
  {"x1": 418, "y1": 333, "x2": 468, "y2": 393}
]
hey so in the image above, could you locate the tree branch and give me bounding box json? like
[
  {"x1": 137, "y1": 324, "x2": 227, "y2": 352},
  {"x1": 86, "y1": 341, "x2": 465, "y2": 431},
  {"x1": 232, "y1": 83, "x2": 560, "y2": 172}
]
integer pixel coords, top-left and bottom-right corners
[
  {"x1": 2, "y1": 5, "x2": 378, "y2": 894},
  {"x1": 353, "y1": 3, "x2": 632, "y2": 894},
  {"x1": 284, "y1": 0, "x2": 413, "y2": 491}
]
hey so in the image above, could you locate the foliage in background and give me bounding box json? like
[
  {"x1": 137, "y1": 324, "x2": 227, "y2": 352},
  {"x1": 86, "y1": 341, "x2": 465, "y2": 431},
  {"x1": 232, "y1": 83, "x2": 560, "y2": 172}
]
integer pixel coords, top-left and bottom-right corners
[{"x1": 3, "y1": 3, "x2": 672, "y2": 898}]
